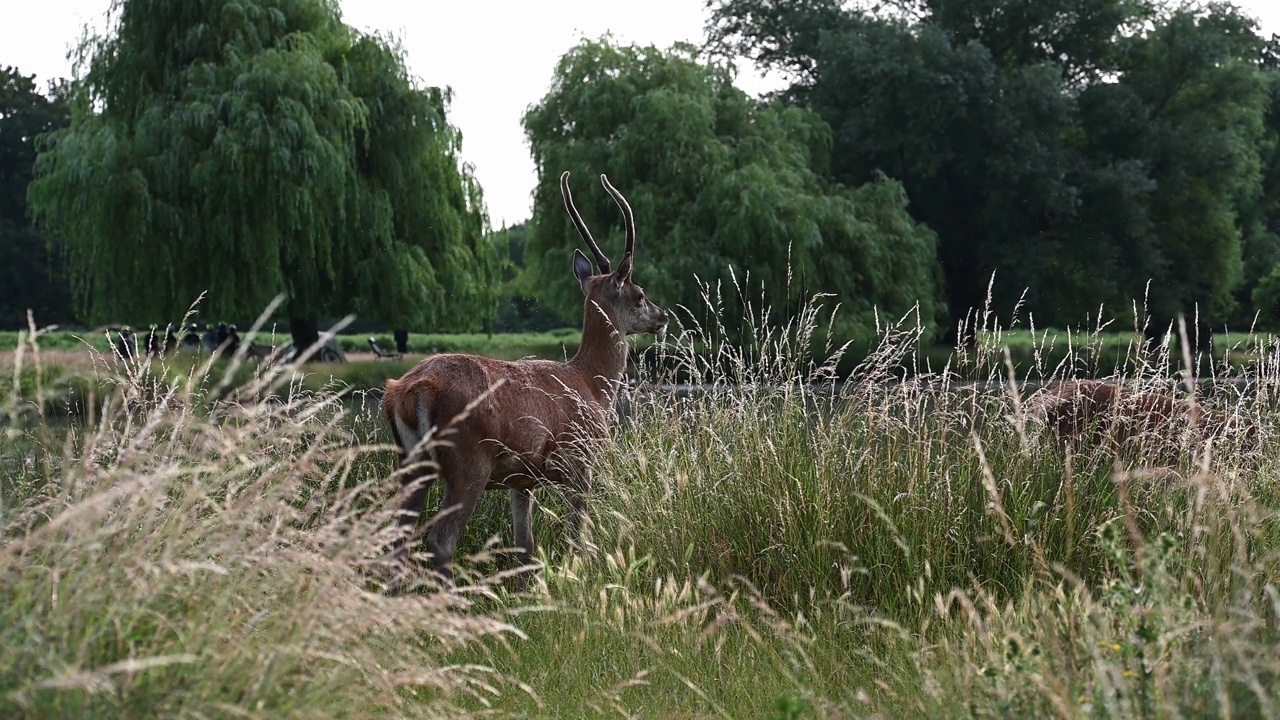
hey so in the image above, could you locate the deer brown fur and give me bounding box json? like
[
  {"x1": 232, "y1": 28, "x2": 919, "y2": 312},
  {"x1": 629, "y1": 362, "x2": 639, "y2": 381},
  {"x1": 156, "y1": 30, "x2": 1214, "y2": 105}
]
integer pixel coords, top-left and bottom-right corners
[
  {"x1": 381, "y1": 171, "x2": 668, "y2": 586},
  {"x1": 1026, "y1": 379, "x2": 1252, "y2": 453}
]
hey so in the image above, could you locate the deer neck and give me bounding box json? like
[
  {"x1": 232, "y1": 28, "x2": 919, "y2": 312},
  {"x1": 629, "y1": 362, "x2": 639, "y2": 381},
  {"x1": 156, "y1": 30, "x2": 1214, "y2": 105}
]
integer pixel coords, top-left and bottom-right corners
[{"x1": 569, "y1": 300, "x2": 629, "y2": 400}]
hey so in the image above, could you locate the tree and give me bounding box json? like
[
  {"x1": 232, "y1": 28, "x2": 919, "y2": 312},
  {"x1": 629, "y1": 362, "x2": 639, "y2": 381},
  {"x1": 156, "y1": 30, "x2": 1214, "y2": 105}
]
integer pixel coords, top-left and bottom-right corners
[
  {"x1": 27, "y1": 0, "x2": 496, "y2": 351},
  {"x1": 803, "y1": 15, "x2": 1085, "y2": 327},
  {"x1": 522, "y1": 38, "x2": 945, "y2": 345},
  {"x1": 1074, "y1": 6, "x2": 1267, "y2": 335},
  {"x1": 0, "y1": 67, "x2": 73, "y2": 329},
  {"x1": 488, "y1": 221, "x2": 565, "y2": 333},
  {"x1": 706, "y1": 0, "x2": 1270, "y2": 337},
  {"x1": 1245, "y1": 35, "x2": 1280, "y2": 328}
]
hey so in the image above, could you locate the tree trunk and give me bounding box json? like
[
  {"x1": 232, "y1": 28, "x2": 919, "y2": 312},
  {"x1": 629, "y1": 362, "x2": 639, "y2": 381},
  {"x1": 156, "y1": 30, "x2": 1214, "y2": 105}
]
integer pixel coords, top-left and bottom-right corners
[
  {"x1": 290, "y1": 316, "x2": 320, "y2": 358},
  {"x1": 394, "y1": 328, "x2": 409, "y2": 354}
]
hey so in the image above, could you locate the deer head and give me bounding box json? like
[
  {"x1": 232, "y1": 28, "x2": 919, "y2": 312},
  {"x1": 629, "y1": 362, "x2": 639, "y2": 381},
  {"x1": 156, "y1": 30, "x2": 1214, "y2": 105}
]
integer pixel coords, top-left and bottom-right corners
[{"x1": 560, "y1": 171, "x2": 668, "y2": 336}]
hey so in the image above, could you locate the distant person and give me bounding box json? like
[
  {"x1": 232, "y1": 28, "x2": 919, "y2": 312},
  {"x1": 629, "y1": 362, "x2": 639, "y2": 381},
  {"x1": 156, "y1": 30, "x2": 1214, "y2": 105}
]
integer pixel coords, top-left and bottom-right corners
[
  {"x1": 201, "y1": 324, "x2": 218, "y2": 353},
  {"x1": 116, "y1": 326, "x2": 137, "y2": 361},
  {"x1": 145, "y1": 325, "x2": 162, "y2": 356},
  {"x1": 164, "y1": 324, "x2": 178, "y2": 355},
  {"x1": 144, "y1": 324, "x2": 174, "y2": 357},
  {"x1": 223, "y1": 324, "x2": 242, "y2": 357}
]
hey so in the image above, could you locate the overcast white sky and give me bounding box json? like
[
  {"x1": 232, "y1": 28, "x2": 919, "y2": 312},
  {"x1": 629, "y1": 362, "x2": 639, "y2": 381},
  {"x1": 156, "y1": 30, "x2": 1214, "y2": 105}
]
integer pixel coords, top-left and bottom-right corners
[{"x1": 5, "y1": 1, "x2": 1279, "y2": 228}]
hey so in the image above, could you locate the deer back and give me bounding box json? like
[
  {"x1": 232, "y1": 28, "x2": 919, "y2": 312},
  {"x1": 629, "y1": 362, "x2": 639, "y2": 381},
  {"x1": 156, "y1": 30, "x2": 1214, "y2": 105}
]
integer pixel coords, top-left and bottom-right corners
[
  {"x1": 382, "y1": 354, "x2": 613, "y2": 467},
  {"x1": 1029, "y1": 379, "x2": 1238, "y2": 448}
]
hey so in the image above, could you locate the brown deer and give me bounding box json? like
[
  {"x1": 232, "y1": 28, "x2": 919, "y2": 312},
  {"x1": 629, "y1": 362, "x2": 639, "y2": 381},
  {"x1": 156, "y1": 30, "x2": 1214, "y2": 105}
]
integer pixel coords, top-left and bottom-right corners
[
  {"x1": 1026, "y1": 379, "x2": 1254, "y2": 454},
  {"x1": 380, "y1": 171, "x2": 669, "y2": 586}
]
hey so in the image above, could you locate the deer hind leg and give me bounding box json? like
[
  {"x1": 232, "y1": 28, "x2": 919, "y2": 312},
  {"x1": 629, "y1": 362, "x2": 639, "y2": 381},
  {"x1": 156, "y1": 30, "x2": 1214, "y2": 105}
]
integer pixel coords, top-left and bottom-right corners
[
  {"x1": 388, "y1": 418, "x2": 438, "y2": 567},
  {"x1": 565, "y1": 466, "x2": 593, "y2": 552},
  {"x1": 392, "y1": 459, "x2": 437, "y2": 562},
  {"x1": 510, "y1": 488, "x2": 536, "y2": 568},
  {"x1": 425, "y1": 451, "x2": 492, "y2": 585}
]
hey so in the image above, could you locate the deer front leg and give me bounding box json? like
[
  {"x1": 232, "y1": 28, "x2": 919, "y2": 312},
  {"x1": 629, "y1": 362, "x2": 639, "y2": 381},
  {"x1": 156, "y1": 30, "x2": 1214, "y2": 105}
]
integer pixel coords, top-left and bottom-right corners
[{"x1": 510, "y1": 487, "x2": 536, "y2": 568}]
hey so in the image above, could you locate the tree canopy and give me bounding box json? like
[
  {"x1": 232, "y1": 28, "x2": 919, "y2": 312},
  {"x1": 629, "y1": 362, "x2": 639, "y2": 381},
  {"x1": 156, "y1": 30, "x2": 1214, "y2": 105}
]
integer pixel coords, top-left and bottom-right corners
[
  {"x1": 27, "y1": 0, "x2": 496, "y2": 342},
  {"x1": 522, "y1": 38, "x2": 945, "y2": 342},
  {"x1": 0, "y1": 67, "x2": 73, "y2": 329},
  {"x1": 707, "y1": 0, "x2": 1274, "y2": 334}
]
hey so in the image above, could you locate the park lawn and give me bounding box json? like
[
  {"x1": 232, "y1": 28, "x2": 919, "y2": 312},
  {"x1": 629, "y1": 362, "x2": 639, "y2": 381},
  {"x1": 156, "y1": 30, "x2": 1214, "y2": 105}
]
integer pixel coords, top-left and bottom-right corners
[
  {"x1": 2, "y1": 324, "x2": 1267, "y2": 408},
  {"x1": 0, "y1": 328, "x2": 588, "y2": 357}
]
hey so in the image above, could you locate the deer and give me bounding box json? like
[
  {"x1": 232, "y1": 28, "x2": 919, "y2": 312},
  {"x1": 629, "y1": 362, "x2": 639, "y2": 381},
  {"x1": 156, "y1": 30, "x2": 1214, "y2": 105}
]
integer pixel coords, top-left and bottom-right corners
[
  {"x1": 380, "y1": 171, "x2": 669, "y2": 588},
  {"x1": 1025, "y1": 379, "x2": 1256, "y2": 456}
]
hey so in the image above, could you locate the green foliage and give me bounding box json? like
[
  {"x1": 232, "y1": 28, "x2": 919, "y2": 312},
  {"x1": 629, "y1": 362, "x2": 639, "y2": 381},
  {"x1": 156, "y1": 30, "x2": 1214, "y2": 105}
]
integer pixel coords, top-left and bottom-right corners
[
  {"x1": 0, "y1": 67, "x2": 74, "y2": 329},
  {"x1": 1252, "y1": 262, "x2": 1280, "y2": 326},
  {"x1": 487, "y1": 221, "x2": 564, "y2": 333},
  {"x1": 706, "y1": 0, "x2": 1272, "y2": 332},
  {"x1": 26, "y1": 0, "x2": 496, "y2": 331},
  {"x1": 522, "y1": 38, "x2": 945, "y2": 343},
  {"x1": 1241, "y1": 40, "x2": 1280, "y2": 328},
  {"x1": 1086, "y1": 5, "x2": 1268, "y2": 325}
]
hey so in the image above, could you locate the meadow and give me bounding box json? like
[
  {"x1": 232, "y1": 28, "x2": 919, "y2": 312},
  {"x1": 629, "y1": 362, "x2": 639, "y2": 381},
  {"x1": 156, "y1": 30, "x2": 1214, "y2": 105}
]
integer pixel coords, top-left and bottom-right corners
[
  {"x1": 0, "y1": 327, "x2": 589, "y2": 361},
  {"x1": 2, "y1": 300, "x2": 1278, "y2": 718}
]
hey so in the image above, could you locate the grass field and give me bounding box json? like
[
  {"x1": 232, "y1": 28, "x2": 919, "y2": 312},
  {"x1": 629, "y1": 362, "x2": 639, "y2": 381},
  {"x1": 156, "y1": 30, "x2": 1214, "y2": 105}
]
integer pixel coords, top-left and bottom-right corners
[
  {"x1": 3, "y1": 317, "x2": 1271, "y2": 388},
  {"x1": 2, "y1": 304, "x2": 1279, "y2": 718},
  {"x1": 0, "y1": 327, "x2": 589, "y2": 359}
]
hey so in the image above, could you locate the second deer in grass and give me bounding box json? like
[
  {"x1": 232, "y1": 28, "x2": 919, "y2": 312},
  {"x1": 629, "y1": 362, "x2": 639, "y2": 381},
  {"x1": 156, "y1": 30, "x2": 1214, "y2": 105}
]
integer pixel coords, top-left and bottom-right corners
[
  {"x1": 1026, "y1": 379, "x2": 1255, "y2": 454},
  {"x1": 381, "y1": 171, "x2": 668, "y2": 585}
]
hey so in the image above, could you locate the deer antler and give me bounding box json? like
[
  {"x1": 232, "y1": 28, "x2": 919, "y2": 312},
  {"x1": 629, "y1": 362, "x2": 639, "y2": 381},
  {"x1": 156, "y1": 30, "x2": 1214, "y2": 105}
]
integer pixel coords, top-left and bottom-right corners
[
  {"x1": 560, "y1": 171, "x2": 611, "y2": 274},
  {"x1": 600, "y1": 174, "x2": 635, "y2": 262}
]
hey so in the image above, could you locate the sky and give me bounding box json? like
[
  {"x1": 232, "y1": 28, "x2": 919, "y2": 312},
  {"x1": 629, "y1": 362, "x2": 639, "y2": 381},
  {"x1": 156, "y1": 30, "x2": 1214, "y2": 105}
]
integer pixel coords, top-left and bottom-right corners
[{"x1": 5, "y1": 1, "x2": 1280, "y2": 229}]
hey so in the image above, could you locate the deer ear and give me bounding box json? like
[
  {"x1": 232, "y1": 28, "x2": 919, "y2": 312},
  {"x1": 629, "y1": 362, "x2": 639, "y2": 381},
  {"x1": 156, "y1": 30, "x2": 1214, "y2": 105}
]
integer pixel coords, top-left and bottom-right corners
[
  {"x1": 573, "y1": 249, "x2": 594, "y2": 291},
  {"x1": 614, "y1": 254, "x2": 633, "y2": 282}
]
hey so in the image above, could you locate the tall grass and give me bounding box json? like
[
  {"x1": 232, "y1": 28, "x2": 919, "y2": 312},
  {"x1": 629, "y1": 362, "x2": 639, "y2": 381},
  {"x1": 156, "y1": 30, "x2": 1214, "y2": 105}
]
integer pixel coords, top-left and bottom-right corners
[
  {"x1": 0, "y1": 317, "x2": 525, "y2": 718},
  {"x1": 4, "y1": 285, "x2": 1280, "y2": 718},
  {"x1": 435, "y1": 283, "x2": 1280, "y2": 717}
]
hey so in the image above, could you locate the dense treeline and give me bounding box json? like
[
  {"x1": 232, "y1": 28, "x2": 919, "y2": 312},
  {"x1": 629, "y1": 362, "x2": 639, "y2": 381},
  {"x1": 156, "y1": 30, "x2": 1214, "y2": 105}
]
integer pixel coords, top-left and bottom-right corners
[
  {"x1": 20, "y1": 0, "x2": 496, "y2": 350},
  {"x1": 505, "y1": 0, "x2": 1280, "y2": 342},
  {"x1": 3, "y1": 0, "x2": 1280, "y2": 345},
  {"x1": 0, "y1": 68, "x2": 73, "y2": 329},
  {"x1": 521, "y1": 40, "x2": 945, "y2": 343},
  {"x1": 704, "y1": 0, "x2": 1280, "y2": 338}
]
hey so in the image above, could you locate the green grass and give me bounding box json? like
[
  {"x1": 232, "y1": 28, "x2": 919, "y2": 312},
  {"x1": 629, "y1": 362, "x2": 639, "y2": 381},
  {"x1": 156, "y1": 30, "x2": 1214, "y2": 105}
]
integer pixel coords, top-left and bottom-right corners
[
  {"x1": 0, "y1": 330, "x2": 114, "y2": 353},
  {"x1": 3, "y1": 297, "x2": 1280, "y2": 718},
  {"x1": 7, "y1": 321, "x2": 1271, "y2": 384},
  {"x1": 0, "y1": 325, "x2": 658, "y2": 413},
  {"x1": 0, "y1": 327, "x2": 627, "y2": 404},
  {"x1": 338, "y1": 328, "x2": 586, "y2": 360},
  {"x1": 422, "y1": 343, "x2": 1277, "y2": 716},
  {"x1": 0, "y1": 328, "x2": 591, "y2": 359}
]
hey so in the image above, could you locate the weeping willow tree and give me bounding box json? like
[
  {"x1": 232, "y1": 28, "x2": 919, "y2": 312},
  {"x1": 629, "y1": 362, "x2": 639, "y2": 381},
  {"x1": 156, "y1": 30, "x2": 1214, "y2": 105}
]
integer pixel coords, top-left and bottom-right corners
[
  {"x1": 522, "y1": 39, "x2": 945, "y2": 344},
  {"x1": 27, "y1": 0, "x2": 496, "y2": 350}
]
